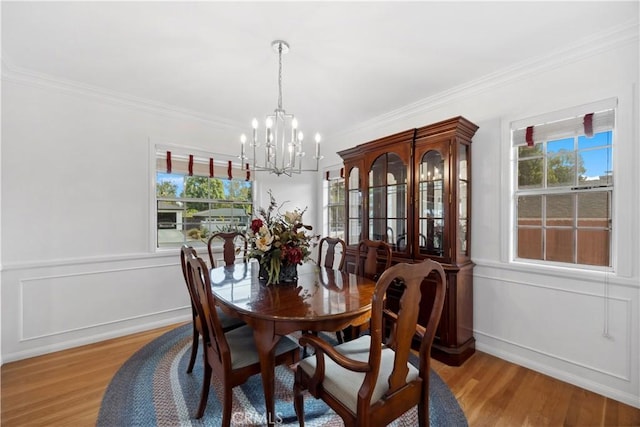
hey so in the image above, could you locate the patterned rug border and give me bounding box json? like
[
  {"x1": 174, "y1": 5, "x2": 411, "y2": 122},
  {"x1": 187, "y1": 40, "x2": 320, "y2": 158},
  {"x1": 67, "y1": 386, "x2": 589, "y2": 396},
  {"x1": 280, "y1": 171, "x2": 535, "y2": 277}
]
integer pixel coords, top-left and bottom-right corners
[{"x1": 97, "y1": 323, "x2": 468, "y2": 426}]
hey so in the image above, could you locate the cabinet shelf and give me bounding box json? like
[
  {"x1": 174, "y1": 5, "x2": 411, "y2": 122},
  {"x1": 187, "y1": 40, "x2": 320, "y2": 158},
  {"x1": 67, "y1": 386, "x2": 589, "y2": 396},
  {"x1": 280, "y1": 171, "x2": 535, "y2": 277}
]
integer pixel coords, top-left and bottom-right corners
[{"x1": 338, "y1": 116, "x2": 478, "y2": 366}]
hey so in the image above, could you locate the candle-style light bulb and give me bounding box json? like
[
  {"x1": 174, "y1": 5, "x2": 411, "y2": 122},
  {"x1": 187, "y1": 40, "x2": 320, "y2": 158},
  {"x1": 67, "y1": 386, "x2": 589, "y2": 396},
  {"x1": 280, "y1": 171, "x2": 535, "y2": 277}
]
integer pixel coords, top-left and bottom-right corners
[
  {"x1": 250, "y1": 118, "x2": 258, "y2": 147},
  {"x1": 265, "y1": 117, "x2": 273, "y2": 145},
  {"x1": 314, "y1": 133, "x2": 321, "y2": 158},
  {"x1": 295, "y1": 131, "x2": 304, "y2": 158},
  {"x1": 292, "y1": 118, "x2": 298, "y2": 143},
  {"x1": 240, "y1": 134, "x2": 247, "y2": 159}
]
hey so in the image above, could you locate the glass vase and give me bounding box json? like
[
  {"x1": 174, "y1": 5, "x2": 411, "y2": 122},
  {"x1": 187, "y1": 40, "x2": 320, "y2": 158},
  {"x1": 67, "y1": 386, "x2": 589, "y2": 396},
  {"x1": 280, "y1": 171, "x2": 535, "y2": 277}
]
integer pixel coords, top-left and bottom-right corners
[{"x1": 259, "y1": 262, "x2": 298, "y2": 285}]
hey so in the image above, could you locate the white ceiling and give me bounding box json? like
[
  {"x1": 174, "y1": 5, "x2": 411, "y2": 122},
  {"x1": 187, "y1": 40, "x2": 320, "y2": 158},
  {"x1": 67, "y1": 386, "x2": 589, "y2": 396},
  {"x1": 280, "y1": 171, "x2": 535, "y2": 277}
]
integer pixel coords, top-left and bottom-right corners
[{"x1": 2, "y1": 1, "x2": 638, "y2": 139}]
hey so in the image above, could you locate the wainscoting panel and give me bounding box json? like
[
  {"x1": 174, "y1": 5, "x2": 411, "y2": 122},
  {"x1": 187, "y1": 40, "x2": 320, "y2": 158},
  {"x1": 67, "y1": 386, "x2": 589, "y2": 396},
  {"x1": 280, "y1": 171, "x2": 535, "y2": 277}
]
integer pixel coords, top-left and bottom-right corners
[
  {"x1": 1, "y1": 253, "x2": 192, "y2": 363},
  {"x1": 475, "y1": 274, "x2": 630, "y2": 380},
  {"x1": 20, "y1": 263, "x2": 186, "y2": 340},
  {"x1": 472, "y1": 262, "x2": 639, "y2": 408}
]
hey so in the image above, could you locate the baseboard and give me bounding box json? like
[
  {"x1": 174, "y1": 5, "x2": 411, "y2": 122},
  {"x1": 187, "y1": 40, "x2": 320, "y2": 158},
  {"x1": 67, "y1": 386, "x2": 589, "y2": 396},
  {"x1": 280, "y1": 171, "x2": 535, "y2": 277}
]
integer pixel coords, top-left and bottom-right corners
[
  {"x1": 475, "y1": 341, "x2": 640, "y2": 409},
  {"x1": 1, "y1": 314, "x2": 190, "y2": 365}
]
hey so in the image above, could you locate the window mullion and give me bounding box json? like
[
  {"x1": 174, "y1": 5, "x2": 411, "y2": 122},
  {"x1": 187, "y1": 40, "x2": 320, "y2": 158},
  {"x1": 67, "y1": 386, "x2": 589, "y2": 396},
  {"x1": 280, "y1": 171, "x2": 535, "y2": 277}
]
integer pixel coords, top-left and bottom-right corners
[
  {"x1": 542, "y1": 194, "x2": 547, "y2": 261},
  {"x1": 573, "y1": 192, "x2": 578, "y2": 264}
]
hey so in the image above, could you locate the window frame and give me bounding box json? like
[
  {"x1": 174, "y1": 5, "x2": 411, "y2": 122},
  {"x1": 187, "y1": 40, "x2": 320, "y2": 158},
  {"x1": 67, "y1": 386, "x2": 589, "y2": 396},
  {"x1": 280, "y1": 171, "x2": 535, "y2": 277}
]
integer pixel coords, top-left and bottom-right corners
[
  {"x1": 508, "y1": 98, "x2": 617, "y2": 271},
  {"x1": 151, "y1": 143, "x2": 254, "y2": 252},
  {"x1": 323, "y1": 168, "x2": 345, "y2": 240}
]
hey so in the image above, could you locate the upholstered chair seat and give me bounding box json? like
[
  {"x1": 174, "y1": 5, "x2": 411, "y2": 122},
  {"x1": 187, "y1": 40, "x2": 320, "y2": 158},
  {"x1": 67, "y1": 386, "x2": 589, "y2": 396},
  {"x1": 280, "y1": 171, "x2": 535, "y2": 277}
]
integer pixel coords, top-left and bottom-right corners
[
  {"x1": 297, "y1": 335, "x2": 419, "y2": 413},
  {"x1": 224, "y1": 325, "x2": 299, "y2": 370}
]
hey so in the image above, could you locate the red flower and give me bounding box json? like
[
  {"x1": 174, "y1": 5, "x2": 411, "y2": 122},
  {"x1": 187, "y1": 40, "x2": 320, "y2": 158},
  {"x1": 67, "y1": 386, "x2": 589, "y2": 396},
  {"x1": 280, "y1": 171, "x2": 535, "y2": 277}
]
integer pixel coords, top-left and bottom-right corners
[
  {"x1": 283, "y1": 245, "x2": 303, "y2": 264},
  {"x1": 250, "y1": 218, "x2": 263, "y2": 234}
]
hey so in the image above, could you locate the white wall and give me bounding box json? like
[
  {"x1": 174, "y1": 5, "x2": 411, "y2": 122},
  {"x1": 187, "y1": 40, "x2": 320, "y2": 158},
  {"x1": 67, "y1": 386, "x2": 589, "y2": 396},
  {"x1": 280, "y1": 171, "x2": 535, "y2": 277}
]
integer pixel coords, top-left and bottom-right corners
[
  {"x1": 320, "y1": 26, "x2": 640, "y2": 408},
  {"x1": 0, "y1": 65, "x2": 315, "y2": 362},
  {"x1": 1, "y1": 21, "x2": 638, "y2": 409}
]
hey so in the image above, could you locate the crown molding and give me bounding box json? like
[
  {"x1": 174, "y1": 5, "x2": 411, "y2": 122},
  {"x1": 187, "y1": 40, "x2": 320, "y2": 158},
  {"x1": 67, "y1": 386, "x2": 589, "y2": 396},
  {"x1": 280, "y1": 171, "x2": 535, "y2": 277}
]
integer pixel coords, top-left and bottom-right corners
[
  {"x1": 1, "y1": 55, "x2": 242, "y2": 131},
  {"x1": 2, "y1": 19, "x2": 638, "y2": 138},
  {"x1": 333, "y1": 19, "x2": 639, "y2": 140}
]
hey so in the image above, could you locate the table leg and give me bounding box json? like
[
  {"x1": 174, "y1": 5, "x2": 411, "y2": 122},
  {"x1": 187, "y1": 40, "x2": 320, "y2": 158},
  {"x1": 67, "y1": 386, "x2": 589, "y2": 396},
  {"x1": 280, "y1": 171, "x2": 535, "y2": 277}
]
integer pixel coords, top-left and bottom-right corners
[{"x1": 252, "y1": 323, "x2": 279, "y2": 427}]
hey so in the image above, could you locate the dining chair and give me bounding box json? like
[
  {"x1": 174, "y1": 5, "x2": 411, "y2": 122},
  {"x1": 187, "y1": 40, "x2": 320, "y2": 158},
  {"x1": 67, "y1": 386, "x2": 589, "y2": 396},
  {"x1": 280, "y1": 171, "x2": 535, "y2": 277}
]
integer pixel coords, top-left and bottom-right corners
[
  {"x1": 180, "y1": 245, "x2": 244, "y2": 374},
  {"x1": 341, "y1": 239, "x2": 393, "y2": 341},
  {"x1": 302, "y1": 236, "x2": 348, "y2": 351},
  {"x1": 207, "y1": 231, "x2": 248, "y2": 268},
  {"x1": 355, "y1": 239, "x2": 392, "y2": 280},
  {"x1": 186, "y1": 253, "x2": 301, "y2": 423},
  {"x1": 293, "y1": 259, "x2": 447, "y2": 427},
  {"x1": 317, "y1": 236, "x2": 347, "y2": 271}
]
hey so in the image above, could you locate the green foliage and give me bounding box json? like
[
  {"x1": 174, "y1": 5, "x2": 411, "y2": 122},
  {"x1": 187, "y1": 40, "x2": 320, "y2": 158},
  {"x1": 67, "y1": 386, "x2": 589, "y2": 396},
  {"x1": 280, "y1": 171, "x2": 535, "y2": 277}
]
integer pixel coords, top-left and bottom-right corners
[
  {"x1": 157, "y1": 181, "x2": 177, "y2": 197},
  {"x1": 518, "y1": 145, "x2": 586, "y2": 188},
  {"x1": 547, "y1": 152, "x2": 585, "y2": 186},
  {"x1": 183, "y1": 177, "x2": 225, "y2": 211},
  {"x1": 216, "y1": 221, "x2": 246, "y2": 233},
  {"x1": 226, "y1": 180, "x2": 252, "y2": 201},
  {"x1": 186, "y1": 227, "x2": 210, "y2": 241},
  {"x1": 518, "y1": 158, "x2": 543, "y2": 188}
]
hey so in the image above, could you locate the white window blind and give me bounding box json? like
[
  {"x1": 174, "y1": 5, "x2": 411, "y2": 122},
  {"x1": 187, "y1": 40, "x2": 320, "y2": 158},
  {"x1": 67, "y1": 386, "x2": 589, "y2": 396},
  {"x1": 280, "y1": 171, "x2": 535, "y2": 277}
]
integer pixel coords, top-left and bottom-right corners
[
  {"x1": 512, "y1": 109, "x2": 615, "y2": 147},
  {"x1": 325, "y1": 166, "x2": 344, "y2": 181},
  {"x1": 155, "y1": 150, "x2": 251, "y2": 181},
  {"x1": 511, "y1": 97, "x2": 617, "y2": 147}
]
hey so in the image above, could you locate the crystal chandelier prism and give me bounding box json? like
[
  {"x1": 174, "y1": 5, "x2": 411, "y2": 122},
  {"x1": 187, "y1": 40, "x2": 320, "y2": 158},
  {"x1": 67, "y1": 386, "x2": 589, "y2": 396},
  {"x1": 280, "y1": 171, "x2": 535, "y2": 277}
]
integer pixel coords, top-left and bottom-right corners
[{"x1": 240, "y1": 40, "x2": 321, "y2": 177}]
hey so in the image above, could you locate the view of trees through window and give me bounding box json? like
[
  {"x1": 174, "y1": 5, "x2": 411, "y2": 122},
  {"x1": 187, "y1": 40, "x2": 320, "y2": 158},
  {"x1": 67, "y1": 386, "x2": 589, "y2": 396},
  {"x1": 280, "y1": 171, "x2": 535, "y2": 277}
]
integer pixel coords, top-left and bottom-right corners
[
  {"x1": 156, "y1": 173, "x2": 252, "y2": 249},
  {"x1": 327, "y1": 178, "x2": 345, "y2": 239},
  {"x1": 516, "y1": 130, "x2": 612, "y2": 266}
]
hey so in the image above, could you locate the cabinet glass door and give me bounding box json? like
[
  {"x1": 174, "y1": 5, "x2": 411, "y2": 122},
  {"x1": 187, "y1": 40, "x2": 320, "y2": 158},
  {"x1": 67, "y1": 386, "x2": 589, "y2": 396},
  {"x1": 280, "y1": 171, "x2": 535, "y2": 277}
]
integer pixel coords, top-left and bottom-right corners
[
  {"x1": 458, "y1": 144, "x2": 469, "y2": 256},
  {"x1": 368, "y1": 153, "x2": 407, "y2": 252},
  {"x1": 418, "y1": 150, "x2": 445, "y2": 256},
  {"x1": 347, "y1": 166, "x2": 361, "y2": 245}
]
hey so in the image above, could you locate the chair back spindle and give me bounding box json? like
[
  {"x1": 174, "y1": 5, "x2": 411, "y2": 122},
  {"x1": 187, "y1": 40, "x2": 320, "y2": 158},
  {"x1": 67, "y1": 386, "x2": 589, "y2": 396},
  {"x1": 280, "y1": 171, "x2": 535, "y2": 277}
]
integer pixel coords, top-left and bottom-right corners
[
  {"x1": 207, "y1": 231, "x2": 248, "y2": 268},
  {"x1": 317, "y1": 237, "x2": 347, "y2": 271},
  {"x1": 355, "y1": 239, "x2": 392, "y2": 280}
]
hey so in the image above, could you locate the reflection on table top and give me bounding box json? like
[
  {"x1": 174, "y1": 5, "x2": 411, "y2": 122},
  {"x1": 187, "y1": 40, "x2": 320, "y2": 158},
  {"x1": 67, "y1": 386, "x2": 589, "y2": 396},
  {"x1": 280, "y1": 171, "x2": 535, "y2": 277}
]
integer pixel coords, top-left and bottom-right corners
[{"x1": 209, "y1": 262, "x2": 377, "y2": 322}]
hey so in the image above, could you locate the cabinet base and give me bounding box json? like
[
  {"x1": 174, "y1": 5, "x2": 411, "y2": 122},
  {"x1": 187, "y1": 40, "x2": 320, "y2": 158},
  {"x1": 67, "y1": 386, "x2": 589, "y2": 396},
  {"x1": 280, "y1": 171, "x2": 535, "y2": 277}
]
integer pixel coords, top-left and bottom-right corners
[{"x1": 431, "y1": 337, "x2": 476, "y2": 366}]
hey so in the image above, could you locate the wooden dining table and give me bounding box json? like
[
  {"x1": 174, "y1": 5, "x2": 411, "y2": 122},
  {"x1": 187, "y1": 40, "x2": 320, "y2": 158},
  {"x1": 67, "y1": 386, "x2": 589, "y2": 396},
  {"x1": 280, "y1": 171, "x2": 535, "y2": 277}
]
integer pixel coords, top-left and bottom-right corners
[{"x1": 209, "y1": 261, "x2": 377, "y2": 426}]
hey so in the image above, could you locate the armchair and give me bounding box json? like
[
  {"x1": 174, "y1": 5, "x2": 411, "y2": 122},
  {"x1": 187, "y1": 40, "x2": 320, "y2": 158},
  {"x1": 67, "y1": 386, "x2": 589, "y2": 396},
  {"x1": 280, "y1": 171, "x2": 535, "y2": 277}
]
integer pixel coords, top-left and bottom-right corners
[{"x1": 293, "y1": 259, "x2": 447, "y2": 427}]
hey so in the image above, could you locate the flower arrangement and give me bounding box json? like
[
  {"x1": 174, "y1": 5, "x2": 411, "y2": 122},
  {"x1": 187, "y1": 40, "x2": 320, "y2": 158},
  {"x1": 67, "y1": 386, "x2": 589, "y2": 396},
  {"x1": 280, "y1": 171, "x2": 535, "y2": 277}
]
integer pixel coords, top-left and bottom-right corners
[{"x1": 246, "y1": 191, "x2": 316, "y2": 284}]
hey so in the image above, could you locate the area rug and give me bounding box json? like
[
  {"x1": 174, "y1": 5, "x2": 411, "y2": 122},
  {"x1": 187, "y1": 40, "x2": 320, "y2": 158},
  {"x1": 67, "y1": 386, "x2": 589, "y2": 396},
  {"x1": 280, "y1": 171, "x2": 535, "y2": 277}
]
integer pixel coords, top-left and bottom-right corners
[{"x1": 97, "y1": 323, "x2": 468, "y2": 426}]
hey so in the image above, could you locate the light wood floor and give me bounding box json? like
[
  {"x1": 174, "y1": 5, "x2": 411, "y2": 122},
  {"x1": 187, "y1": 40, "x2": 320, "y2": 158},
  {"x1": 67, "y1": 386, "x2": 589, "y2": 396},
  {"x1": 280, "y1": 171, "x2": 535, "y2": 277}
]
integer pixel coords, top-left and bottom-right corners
[{"x1": 1, "y1": 322, "x2": 639, "y2": 427}]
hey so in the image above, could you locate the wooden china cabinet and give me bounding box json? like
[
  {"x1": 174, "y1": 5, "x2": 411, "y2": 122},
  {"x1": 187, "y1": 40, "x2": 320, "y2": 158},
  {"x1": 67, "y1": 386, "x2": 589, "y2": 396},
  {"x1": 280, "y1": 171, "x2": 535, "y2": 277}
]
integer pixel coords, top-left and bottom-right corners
[{"x1": 338, "y1": 116, "x2": 478, "y2": 365}]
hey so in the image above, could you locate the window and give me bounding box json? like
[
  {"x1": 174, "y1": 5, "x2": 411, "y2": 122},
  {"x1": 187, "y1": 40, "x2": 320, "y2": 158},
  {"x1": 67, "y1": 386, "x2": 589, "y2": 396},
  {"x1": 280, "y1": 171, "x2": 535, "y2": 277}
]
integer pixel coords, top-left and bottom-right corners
[
  {"x1": 347, "y1": 167, "x2": 361, "y2": 245},
  {"x1": 155, "y1": 149, "x2": 253, "y2": 249},
  {"x1": 512, "y1": 101, "x2": 615, "y2": 267},
  {"x1": 327, "y1": 174, "x2": 345, "y2": 239}
]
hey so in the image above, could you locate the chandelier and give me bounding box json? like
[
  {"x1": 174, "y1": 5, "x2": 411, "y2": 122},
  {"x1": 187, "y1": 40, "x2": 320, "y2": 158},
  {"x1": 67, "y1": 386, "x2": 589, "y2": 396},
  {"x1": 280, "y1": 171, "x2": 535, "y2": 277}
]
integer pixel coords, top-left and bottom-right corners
[{"x1": 240, "y1": 40, "x2": 321, "y2": 176}]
